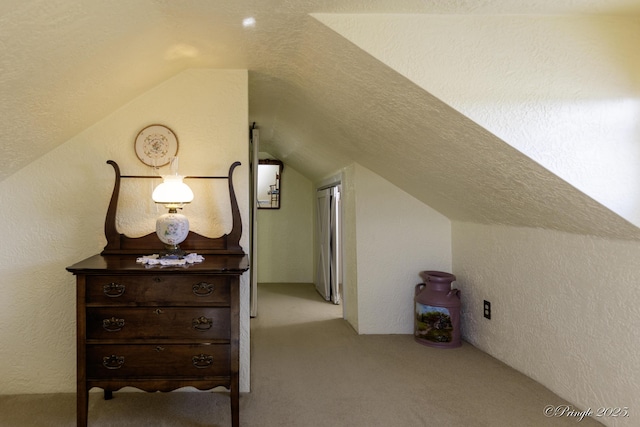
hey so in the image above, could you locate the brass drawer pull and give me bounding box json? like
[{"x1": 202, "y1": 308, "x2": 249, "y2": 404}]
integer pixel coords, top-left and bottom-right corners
[
  {"x1": 102, "y1": 355, "x2": 124, "y2": 370},
  {"x1": 102, "y1": 317, "x2": 125, "y2": 332},
  {"x1": 192, "y1": 282, "x2": 215, "y2": 296},
  {"x1": 192, "y1": 354, "x2": 213, "y2": 368},
  {"x1": 103, "y1": 283, "x2": 125, "y2": 298},
  {"x1": 155, "y1": 346, "x2": 165, "y2": 352},
  {"x1": 192, "y1": 316, "x2": 213, "y2": 331},
  {"x1": 153, "y1": 309, "x2": 164, "y2": 315}
]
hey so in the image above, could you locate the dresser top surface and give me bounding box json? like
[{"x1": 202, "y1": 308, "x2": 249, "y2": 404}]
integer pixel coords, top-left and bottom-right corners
[{"x1": 67, "y1": 254, "x2": 249, "y2": 275}]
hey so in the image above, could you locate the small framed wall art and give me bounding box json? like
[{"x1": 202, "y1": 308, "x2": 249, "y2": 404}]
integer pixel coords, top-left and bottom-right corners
[{"x1": 134, "y1": 124, "x2": 179, "y2": 167}]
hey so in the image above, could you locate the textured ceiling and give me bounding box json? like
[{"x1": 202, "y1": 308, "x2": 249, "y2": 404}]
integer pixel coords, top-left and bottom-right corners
[
  {"x1": 252, "y1": 17, "x2": 640, "y2": 240},
  {"x1": 2, "y1": 0, "x2": 640, "y2": 238}
]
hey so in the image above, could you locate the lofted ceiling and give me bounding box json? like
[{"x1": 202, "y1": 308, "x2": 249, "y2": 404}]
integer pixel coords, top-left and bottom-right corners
[{"x1": 2, "y1": 0, "x2": 640, "y2": 239}]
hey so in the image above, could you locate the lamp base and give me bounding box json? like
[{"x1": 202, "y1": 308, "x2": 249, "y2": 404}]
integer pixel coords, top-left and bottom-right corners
[
  {"x1": 156, "y1": 210, "x2": 190, "y2": 258},
  {"x1": 158, "y1": 245, "x2": 188, "y2": 259}
]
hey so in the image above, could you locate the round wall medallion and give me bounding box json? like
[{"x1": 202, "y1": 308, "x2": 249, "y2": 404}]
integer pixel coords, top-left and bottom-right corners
[{"x1": 134, "y1": 124, "x2": 179, "y2": 167}]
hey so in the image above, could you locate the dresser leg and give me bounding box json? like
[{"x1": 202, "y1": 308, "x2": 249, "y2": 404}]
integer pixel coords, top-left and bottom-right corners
[
  {"x1": 230, "y1": 384, "x2": 239, "y2": 427},
  {"x1": 78, "y1": 384, "x2": 88, "y2": 427},
  {"x1": 104, "y1": 389, "x2": 113, "y2": 400}
]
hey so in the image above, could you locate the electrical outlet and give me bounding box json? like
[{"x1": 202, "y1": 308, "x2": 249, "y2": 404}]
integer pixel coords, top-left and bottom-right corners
[{"x1": 483, "y1": 300, "x2": 491, "y2": 319}]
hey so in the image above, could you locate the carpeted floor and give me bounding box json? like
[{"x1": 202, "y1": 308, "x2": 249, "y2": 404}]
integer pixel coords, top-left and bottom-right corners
[{"x1": 0, "y1": 283, "x2": 602, "y2": 426}]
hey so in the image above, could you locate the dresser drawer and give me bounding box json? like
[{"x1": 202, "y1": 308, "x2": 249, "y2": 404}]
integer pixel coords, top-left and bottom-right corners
[
  {"x1": 86, "y1": 275, "x2": 230, "y2": 305},
  {"x1": 87, "y1": 307, "x2": 231, "y2": 340},
  {"x1": 87, "y1": 344, "x2": 231, "y2": 378}
]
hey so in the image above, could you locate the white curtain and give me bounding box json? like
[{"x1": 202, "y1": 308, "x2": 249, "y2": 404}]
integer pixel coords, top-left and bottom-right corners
[
  {"x1": 315, "y1": 185, "x2": 341, "y2": 304},
  {"x1": 315, "y1": 188, "x2": 331, "y2": 301}
]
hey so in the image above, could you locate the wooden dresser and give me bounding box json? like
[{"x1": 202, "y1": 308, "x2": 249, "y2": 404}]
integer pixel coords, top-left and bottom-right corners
[{"x1": 67, "y1": 161, "x2": 248, "y2": 427}]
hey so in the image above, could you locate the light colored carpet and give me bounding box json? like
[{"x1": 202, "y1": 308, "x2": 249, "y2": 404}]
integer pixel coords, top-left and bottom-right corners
[{"x1": 0, "y1": 283, "x2": 602, "y2": 426}]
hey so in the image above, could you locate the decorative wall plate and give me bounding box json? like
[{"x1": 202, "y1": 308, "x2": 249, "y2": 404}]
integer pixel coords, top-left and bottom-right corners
[{"x1": 134, "y1": 124, "x2": 179, "y2": 167}]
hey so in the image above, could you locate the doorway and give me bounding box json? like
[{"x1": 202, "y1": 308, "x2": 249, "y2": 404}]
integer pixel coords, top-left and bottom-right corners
[{"x1": 250, "y1": 123, "x2": 344, "y2": 317}]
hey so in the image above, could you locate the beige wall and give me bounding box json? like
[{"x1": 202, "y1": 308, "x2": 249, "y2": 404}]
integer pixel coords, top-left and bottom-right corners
[
  {"x1": 346, "y1": 164, "x2": 452, "y2": 334},
  {"x1": 257, "y1": 164, "x2": 314, "y2": 283},
  {"x1": 453, "y1": 222, "x2": 640, "y2": 425},
  {"x1": 0, "y1": 69, "x2": 251, "y2": 394},
  {"x1": 341, "y1": 165, "x2": 360, "y2": 330}
]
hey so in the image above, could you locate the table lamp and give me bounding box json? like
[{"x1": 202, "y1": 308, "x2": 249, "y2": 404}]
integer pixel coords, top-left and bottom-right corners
[{"x1": 152, "y1": 158, "x2": 194, "y2": 257}]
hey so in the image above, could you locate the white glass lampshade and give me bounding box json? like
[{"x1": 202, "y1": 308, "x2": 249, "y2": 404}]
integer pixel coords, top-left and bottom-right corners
[{"x1": 152, "y1": 175, "x2": 194, "y2": 207}]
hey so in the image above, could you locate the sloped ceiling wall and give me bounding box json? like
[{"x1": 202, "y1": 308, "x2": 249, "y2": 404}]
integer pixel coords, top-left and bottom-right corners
[
  {"x1": 314, "y1": 13, "x2": 640, "y2": 226},
  {"x1": 252, "y1": 16, "x2": 640, "y2": 240},
  {"x1": 2, "y1": 0, "x2": 640, "y2": 239}
]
